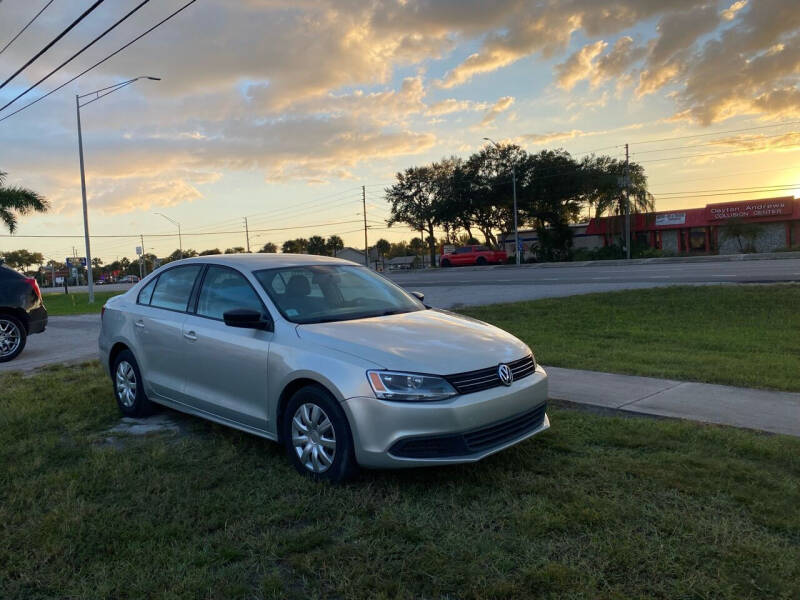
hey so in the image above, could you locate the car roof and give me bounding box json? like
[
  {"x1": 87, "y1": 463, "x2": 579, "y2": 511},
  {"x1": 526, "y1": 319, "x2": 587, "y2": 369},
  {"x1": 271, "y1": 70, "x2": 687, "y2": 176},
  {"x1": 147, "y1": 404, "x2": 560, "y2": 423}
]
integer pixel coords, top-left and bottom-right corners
[{"x1": 162, "y1": 253, "x2": 361, "y2": 271}]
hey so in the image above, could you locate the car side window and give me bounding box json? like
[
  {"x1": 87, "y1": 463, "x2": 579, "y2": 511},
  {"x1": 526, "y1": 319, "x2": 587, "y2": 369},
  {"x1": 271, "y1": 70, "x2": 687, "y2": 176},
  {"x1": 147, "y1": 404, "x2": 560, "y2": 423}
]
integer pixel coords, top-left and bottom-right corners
[
  {"x1": 196, "y1": 266, "x2": 265, "y2": 320},
  {"x1": 149, "y1": 265, "x2": 201, "y2": 312},
  {"x1": 137, "y1": 277, "x2": 158, "y2": 305},
  {"x1": 455, "y1": 247, "x2": 471, "y2": 254}
]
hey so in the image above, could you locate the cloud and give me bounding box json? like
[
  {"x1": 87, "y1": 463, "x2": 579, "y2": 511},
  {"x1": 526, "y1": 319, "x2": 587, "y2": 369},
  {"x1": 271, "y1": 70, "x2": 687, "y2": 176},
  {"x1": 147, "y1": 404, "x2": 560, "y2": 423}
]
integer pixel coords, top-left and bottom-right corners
[
  {"x1": 722, "y1": 0, "x2": 748, "y2": 21},
  {"x1": 521, "y1": 130, "x2": 584, "y2": 144},
  {"x1": 555, "y1": 41, "x2": 607, "y2": 90},
  {"x1": 708, "y1": 131, "x2": 800, "y2": 153},
  {"x1": 425, "y1": 98, "x2": 488, "y2": 116},
  {"x1": 477, "y1": 96, "x2": 515, "y2": 127}
]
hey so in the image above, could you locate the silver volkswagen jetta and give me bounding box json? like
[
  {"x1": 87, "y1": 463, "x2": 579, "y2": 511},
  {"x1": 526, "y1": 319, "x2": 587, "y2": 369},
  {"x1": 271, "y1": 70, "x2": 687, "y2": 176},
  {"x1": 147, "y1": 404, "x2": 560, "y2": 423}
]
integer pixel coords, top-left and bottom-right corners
[{"x1": 99, "y1": 254, "x2": 549, "y2": 481}]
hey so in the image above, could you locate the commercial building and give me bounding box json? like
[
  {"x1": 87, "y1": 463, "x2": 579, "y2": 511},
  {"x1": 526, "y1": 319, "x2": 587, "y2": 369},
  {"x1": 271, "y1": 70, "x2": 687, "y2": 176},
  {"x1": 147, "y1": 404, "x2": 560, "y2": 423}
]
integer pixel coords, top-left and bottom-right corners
[{"x1": 501, "y1": 196, "x2": 800, "y2": 258}]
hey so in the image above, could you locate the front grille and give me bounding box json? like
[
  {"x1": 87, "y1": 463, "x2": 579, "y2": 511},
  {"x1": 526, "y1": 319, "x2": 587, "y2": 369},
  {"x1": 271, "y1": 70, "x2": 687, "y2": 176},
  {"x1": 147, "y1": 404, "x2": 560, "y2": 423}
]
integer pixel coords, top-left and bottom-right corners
[
  {"x1": 445, "y1": 355, "x2": 536, "y2": 395},
  {"x1": 389, "y1": 403, "x2": 547, "y2": 459}
]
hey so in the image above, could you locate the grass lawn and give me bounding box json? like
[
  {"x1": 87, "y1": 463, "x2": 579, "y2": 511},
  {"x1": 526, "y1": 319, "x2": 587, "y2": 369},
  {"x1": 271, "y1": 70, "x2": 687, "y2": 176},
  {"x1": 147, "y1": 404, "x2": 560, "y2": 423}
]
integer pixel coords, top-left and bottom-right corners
[
  {"x1": 1, "y1": 364, "x2": 799, "y2": 599},
  {"x1": 42, "y1": 291, "x2": 123, "y2": 316},
  {"x1": 460, "y1": 284, "x2": 800, "y2": 392}
]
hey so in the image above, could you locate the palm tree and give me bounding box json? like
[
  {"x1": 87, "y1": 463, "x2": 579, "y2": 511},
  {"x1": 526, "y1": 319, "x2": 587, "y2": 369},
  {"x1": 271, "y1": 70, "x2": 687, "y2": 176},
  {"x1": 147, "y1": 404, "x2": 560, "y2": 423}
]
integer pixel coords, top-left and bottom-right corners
[{"x1": 0, "y1": 170, "x2": 48, "y2": 233}]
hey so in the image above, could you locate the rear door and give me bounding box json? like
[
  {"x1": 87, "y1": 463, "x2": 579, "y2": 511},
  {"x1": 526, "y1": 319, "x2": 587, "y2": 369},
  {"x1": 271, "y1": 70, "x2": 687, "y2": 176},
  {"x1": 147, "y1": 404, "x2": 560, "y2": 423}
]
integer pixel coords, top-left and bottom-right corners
[
  {"x1": 180, "y1": 265, "x2": 273, "y2": 430},
  {"x1": 452, "y1": 247, "x2": 473, "y2": 265},
  {"x1": 131, "y1": 264, "x2": 202, "y2": 401}
]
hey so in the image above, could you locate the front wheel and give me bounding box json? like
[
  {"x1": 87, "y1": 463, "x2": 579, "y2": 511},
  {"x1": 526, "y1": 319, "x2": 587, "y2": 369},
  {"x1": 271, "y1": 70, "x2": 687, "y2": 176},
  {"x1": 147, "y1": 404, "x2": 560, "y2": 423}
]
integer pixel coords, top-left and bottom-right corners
[
  {"x1": 441, "y1": 259, "x2": 451, "y2": 267},
  {"x1": 282, "y1": 385, "x2": 358, "y2": 483},
  {"x1": 0, "y1": 314, "x2": 26, "y2": 363},
  {"x1": 112, "y1": 349, "x2": 155, "y2": 417}
]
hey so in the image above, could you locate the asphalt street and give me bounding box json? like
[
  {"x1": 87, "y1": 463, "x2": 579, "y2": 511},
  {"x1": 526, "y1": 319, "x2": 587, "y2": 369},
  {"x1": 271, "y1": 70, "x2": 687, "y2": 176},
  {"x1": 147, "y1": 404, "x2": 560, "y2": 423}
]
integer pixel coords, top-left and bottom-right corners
[
  {"x1": 386, "y1": 257, "x2": 800, "y2": 307},
  {"x1": 3, "y1": 257, "x2": 799, "y2": 374}
]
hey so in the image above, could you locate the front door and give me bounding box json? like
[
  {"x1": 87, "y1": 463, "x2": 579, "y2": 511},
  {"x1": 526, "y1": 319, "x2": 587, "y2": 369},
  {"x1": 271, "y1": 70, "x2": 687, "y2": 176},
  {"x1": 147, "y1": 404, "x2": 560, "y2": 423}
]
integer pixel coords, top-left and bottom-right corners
[{"x1": 180, "y1": 265, "x2": 272, "y2": 430}]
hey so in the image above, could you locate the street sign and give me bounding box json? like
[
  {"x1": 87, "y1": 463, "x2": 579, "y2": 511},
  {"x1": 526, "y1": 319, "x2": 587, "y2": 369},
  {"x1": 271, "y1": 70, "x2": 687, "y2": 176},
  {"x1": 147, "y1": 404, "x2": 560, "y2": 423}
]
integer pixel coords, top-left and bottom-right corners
[
  {"x1": 66, "y1": 257, "x2": 87, "y2": 267},
  {"x1": 135, "y1": 246, "x2": 143, "y2": 256}
]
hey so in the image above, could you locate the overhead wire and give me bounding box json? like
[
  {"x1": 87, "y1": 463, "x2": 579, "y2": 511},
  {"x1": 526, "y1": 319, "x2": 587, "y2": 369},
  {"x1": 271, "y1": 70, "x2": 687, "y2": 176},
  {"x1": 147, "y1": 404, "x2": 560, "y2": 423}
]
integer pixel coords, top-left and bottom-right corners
[
  {"x1": 1, "y1": 1, "x2": 155, "y2": 113},
  {"x1": 0, "y1": 0, "x2": 106, "y2": 90},
  {"x1": 0, "y1": 0, "x2": 55, "y2": 56},
  {"x1": 0, "y1": 0, "x2": 201, "y2": 123}
]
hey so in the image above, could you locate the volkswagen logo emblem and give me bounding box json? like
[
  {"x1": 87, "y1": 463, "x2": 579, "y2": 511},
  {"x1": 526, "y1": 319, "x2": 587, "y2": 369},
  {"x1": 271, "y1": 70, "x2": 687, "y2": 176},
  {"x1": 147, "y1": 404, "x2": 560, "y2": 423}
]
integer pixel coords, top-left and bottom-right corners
[{"x1": 497, "y1": 363, "x2": 513, "y2": 386}]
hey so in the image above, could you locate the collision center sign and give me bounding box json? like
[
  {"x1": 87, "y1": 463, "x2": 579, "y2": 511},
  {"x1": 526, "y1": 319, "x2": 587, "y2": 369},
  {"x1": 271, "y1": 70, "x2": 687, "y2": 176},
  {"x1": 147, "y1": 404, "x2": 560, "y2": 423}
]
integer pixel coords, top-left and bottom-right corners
[{"x1": 705, "y1": 199, "x2": 792, "y2": 221}]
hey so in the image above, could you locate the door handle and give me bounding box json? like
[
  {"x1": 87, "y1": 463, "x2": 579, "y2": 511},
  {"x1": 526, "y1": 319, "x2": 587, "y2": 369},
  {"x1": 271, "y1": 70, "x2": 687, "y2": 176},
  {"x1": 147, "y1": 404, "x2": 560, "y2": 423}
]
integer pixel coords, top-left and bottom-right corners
[
  {"x1": 134, "y1": 320, "x2": 144, "y2": 328},
  {"x1": 183, "y1": 331, "x2": 197, "y2": 341}
]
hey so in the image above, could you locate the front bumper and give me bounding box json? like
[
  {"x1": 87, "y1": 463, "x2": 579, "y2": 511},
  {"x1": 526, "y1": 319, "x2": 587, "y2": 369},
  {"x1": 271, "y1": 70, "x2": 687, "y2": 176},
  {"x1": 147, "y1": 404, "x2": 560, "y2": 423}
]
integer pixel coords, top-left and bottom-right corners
[{"x1": 342, "y1": 365, "x2": 549, "y2": 468}]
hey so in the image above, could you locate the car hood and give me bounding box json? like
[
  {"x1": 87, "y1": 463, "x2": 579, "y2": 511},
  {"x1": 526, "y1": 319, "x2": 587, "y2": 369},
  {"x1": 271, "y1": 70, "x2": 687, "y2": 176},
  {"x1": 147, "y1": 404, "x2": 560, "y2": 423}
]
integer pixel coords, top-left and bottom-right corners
[{"x1": 296, "y1": 309, "x2": 530, "y2": 374}]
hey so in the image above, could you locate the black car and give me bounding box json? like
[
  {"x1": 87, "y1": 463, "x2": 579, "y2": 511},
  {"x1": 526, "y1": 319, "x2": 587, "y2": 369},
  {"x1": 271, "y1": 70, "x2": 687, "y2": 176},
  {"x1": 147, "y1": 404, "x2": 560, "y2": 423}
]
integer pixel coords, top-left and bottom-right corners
[{"x1": 0, "y1": 264, "x2": 47, "y2": 362}]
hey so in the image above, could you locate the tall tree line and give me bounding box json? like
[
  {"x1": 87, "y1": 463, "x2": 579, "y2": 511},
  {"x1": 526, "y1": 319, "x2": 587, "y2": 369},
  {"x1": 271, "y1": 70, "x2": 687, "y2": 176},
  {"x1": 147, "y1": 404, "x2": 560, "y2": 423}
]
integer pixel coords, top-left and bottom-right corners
[{"x1": 385, "y1": 144, "x2": 654, "y2": 264}]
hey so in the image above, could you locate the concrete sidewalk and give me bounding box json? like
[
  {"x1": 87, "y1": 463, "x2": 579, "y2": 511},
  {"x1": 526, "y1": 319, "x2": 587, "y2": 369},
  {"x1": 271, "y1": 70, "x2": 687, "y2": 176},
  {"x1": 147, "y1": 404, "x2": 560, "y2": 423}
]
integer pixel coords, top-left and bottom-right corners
[{"x1": 546, "y1": 366, "x2": 800, "y2": 437}]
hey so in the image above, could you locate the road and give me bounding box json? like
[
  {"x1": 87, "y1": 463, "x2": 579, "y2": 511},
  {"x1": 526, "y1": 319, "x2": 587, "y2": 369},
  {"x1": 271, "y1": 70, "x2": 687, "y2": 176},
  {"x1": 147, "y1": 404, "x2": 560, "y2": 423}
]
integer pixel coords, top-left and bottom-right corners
[
  {"x1": 3, "y1": 257, "x2": 799, "y2": 374},
  {"x1": 386, "y1": 257, "x2": 800, "y2": 307}
]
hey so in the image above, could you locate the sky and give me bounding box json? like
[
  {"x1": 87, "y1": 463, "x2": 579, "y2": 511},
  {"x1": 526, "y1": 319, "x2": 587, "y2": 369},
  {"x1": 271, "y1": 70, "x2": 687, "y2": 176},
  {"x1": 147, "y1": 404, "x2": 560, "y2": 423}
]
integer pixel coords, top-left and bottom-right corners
[{"x1": 0, "y1": 0, "x2": 798, "y2": 264}]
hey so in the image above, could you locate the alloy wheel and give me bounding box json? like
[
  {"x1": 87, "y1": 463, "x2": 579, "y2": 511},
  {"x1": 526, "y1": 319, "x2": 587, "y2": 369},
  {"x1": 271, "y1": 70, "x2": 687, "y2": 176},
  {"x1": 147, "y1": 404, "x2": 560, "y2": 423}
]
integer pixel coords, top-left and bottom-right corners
[
  {"x1": 291, "y1": 403, "x2": 336, "y2": 473},
  {"x1": 0, "y1": 318, "x2": 21, "y2": 358},
  {"x1": 115, "y1": 360, "x2": 137, "y2": 408}
]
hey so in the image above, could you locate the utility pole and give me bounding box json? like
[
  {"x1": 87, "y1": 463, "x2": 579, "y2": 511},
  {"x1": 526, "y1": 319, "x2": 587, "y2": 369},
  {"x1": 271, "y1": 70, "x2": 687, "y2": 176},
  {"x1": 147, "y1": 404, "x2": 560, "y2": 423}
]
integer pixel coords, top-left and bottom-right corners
[
  {"x1": 76, "y1": 95, "x2": 94, "y2": 303},
  {"x1": 625, "y1": 143, "x2": 631, "y2": 260},
  {"x1": 140, "y1": 234, "x2": 146, "y2": 278},
  {"x1": 244, "y1": 217, "x2": 251, "y2": 253},
  {"x1": 362, "y1": 185, "x2": 369, "y2": 267}
]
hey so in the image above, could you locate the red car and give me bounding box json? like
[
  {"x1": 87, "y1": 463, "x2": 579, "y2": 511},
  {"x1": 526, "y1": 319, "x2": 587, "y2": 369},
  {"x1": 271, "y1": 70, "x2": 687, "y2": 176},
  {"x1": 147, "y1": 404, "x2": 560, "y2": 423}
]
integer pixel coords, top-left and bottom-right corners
[{"x1": 439, "y1": 245, "x2": 507, "y2": 267}]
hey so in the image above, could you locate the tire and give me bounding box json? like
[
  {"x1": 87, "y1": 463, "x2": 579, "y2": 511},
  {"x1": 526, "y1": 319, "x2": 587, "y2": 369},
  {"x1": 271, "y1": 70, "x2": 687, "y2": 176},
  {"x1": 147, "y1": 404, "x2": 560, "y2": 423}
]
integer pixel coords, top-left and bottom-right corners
[
  {"x1": 282, "y1": 385, "x2": 358, "y2": 483},
  {"x1": 441, "y1": 259, "x2": 451, "y2": 268},
  {"x1": 112, "y1": 349, "x2": 154, "y2": 417},
  {"x1": 476, "y1": 256, "x2": 487, "y2": 265},
  {"x1": 0, "y1": 314, "x2": 26, "y2": 363}
]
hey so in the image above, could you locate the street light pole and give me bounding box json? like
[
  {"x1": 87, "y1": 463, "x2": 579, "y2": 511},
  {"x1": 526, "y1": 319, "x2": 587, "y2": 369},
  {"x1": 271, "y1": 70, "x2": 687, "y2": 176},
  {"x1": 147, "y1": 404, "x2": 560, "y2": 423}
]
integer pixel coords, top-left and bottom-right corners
[
  {"x1": 484, "y1": 137, "x2": 520, "y2": 265},
  {"x1": 154, "y1": 212, "x2": 182, "y2": 259},
  {"x1": 76, "y1": 76, "x2": 160, "y2": 302},
  {"x1": 76, "y1": 94, "x2": 93, "y2": 302}
]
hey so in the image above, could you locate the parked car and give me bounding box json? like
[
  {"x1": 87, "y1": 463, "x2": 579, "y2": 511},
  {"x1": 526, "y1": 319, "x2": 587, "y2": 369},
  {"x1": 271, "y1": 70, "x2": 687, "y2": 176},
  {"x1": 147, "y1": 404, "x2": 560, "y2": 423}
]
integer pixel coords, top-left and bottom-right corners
[
  {"x1": 0, "y1": 264, "x2": 48, "y2": 362},
  {"x1": 119, "y1": 275, "x2": 140, "y2": 283},
  {"x1": 99, "y1": 255, "x2": 548, "y2": 481},
  {"x1": 440, "y1": 245, "x2": 507, "y2": 267}
]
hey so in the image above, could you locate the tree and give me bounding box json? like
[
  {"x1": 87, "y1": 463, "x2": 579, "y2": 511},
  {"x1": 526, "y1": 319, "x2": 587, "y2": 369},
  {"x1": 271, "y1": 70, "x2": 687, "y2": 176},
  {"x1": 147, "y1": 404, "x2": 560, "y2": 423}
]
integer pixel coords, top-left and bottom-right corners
[
  {"x1": 199, "y1": 248, "x2": 221, "y2": 256},
  {"x1": 282, "y1": 238, "x2": 308, "y2": 254},
  {"x1": 326, "y1": 235, "x2": 344, "y2": 256},
  {"x1": 581, "y1": 155, "x2": 654, "y2": 243},
  {"x1": 224, "y1": 246, "x2": 246, "y2": 254},
  {"x1": 720, "y1": 218, "x2": 762, "y2": 252},
  {"x1": 258, "y1": 242, "x2": 277, "y2": 253},
  {"x1": 0, "y1": 170, "x2": 49, "y2": 233},
  {"x1": 0, "y1": 249, "x2": 43, "y2": 271},
  {"x1": 386, "y1": 165, "x2": 441, "y2": 267},
  {"x1": 307, "y1": 235, "x2": 328, "y2": 256},
  {"x1": 91, "y1": 257, "x2": 103, "y2": 269},
  {"x1": 375, "y1": 238, "x2": 391, "y2": 261}
]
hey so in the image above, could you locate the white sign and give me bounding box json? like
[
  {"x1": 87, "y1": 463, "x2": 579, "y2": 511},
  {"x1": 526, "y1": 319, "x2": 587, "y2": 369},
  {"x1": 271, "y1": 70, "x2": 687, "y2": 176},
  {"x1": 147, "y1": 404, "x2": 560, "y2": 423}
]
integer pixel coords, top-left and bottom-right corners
[
  {"x1": 655, "y1": 212, "x2": 686, "y2": 226},
  {"x1": 135, "y1": 246, "x2": 143, "y2": 256}
]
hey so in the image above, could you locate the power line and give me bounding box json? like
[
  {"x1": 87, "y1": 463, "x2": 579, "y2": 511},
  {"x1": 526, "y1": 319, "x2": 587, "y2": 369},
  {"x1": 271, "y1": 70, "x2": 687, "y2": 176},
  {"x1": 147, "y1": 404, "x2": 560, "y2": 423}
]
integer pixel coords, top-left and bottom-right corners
[
  {"x1": 631, "y1": 120, "x2": 800, "y2": 145},
  {"x1": 0, "y1": 0, "x2": 55, "y2": 56},
  {"x1": 0, "y1": 0, "x2": 200, "y2": 124},
  {"x1": 653, "y1": 183, "x2": 799, "y2": 196},
  {"x1": 0, "y1": 0, "x2": 106, "y2": 90},
  {"x1": 631, "y1": 131, "x2": 799, "y2": 156},
  {"x1": 0, "y1": 0, "x2": 153, "y2": 113}
]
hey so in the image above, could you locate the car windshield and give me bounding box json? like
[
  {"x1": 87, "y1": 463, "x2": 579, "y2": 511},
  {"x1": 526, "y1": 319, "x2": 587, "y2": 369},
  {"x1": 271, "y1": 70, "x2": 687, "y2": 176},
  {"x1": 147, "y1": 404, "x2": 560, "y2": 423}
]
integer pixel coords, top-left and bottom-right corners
[{"x1": 253, "y1": 264, "x2": 424, "y2": 324}]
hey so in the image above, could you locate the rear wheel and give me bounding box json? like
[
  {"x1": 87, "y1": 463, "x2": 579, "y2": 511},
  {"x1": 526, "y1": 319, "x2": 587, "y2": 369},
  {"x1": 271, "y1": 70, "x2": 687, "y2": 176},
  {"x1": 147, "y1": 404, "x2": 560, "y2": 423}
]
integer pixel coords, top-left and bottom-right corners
[
  {"x1": 282, "y1": 385, "x2": 358, "y2": 483},
  {"x1": 0, "y1": 314, "x2": 26, "y2": 363},
  {"x1": 476, "y1": 256, "x2": 487, "y2": 265},
  {"x1": 112, "y1": 349, "x2": 154, "y2": 417}
]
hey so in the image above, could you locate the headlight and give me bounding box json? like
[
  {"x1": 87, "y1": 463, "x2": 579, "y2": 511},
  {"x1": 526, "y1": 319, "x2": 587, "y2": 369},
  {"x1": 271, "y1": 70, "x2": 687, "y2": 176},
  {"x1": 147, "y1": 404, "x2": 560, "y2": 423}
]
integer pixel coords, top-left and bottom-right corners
[{"x1": 367, "y1": 370, "x2": 457, "y2": 402}]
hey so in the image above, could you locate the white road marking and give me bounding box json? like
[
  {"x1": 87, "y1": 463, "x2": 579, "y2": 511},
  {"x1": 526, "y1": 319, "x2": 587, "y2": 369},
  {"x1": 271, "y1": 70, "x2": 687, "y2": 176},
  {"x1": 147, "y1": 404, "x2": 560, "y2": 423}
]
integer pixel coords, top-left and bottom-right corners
[
  {"x1": 649, "y1": 276, "x2": 670, "y2": 279},
  {"x1": 592, "y1": 277, "x2": 612, "y2": 280}
]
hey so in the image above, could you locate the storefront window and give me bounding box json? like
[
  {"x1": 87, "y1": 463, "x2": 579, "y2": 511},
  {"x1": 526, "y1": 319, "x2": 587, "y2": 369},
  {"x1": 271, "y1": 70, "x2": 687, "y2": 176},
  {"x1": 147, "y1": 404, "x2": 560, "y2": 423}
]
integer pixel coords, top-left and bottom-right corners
[{"x1": 689, "y1": 228, "x2": 707, "y2": 251}]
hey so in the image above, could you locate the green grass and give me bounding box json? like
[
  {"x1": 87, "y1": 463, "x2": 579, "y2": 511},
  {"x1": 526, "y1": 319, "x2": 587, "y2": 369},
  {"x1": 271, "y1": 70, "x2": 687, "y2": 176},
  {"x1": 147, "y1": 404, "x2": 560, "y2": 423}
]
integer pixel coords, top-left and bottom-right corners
[
  {"x1": 1, "y1": 364, "x2": 799, "y2": 599},
  {"x1": 460, "y1": 284, "x2": 800, "y2": 392},
  {"x1": 42, "y1": 291, "x2": 122, "y2": 316}
]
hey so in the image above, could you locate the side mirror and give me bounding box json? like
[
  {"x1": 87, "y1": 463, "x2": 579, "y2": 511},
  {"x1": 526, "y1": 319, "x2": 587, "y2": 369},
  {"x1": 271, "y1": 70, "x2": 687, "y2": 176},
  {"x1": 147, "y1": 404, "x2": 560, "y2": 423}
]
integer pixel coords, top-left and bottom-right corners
[
  {"x1": 410, "y1": 291, "x2": 425, "y2": 302},
  {"x1": 223, "y1": 308, "x2": 272, "y2": 331}
]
